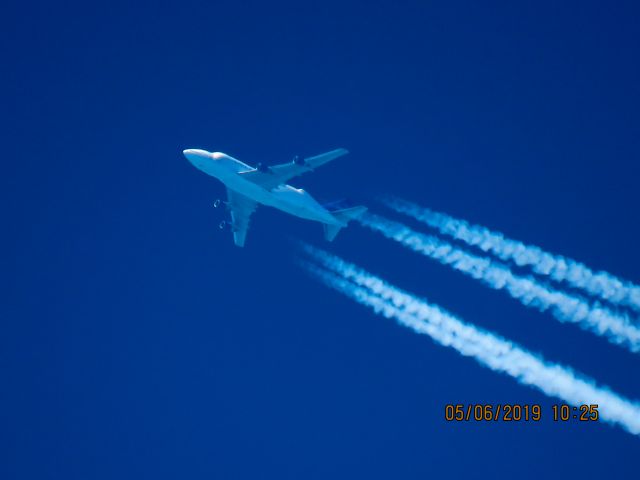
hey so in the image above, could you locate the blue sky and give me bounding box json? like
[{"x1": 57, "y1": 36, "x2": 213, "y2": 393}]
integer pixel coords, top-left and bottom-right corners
[{"x1": 3, "y1": 1, "x2": 640, "y2": 478}]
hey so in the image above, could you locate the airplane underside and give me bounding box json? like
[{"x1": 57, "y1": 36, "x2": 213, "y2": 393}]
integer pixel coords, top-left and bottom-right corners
[{"x1": 183, "y1": 147, "x2": 367, "y2": 246}]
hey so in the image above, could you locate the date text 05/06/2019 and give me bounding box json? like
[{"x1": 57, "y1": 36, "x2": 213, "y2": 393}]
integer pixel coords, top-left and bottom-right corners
[{"x1": 444, "y1": 404, "x2": 599, "y2": 422}]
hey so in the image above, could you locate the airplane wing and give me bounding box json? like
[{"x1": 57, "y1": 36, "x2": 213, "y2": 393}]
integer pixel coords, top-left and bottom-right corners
[
  {"x1": 238, "y1": 148, "x2": 349, "y2": 190},
  {"x1": 226, "y1": 188, "x2": 257, "y2": 247}
]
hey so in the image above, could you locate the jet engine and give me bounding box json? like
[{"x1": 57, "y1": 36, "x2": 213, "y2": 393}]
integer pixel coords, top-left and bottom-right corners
[
  {"x1": 292, "y1": 155, "x2": 306, "y2": 166},
  {"x1": 256, "y1": 162, "x2": 270, "y2": 173}
]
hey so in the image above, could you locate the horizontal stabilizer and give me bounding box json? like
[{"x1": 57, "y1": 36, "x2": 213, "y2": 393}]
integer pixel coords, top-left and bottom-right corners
[{"x1": 323, "y1": 205, "x2": 368, "y2": 242}]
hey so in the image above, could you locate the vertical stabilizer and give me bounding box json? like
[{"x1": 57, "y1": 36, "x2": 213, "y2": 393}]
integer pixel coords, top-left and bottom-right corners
[{"x1": 323, "y1": 205, "x2": 367, "y2": 241}]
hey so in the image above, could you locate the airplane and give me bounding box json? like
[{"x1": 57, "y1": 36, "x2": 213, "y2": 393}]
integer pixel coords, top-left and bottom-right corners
[{"x1": 183, "y1": 148, "x2": 367, "y2": 247}]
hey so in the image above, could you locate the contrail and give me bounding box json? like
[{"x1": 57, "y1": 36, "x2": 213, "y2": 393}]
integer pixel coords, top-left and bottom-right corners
[
  {"x1": 358, "y1": 212, "x2": 640, "y2": 353},
  {"x1": 298, "y1": 245, "x2": 640, "y2": 436},
  {"x1": 384, "y1": 196, "x2": 640, "y2": 313}
]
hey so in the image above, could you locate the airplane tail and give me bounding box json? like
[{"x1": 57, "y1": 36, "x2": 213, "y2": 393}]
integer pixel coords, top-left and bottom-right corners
[{"x1": 323, "y1": 205, "x2": 368, "y2": 241}]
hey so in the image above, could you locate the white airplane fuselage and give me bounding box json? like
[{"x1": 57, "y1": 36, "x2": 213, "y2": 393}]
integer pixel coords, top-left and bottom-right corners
[{"x1": 184, "y1": 149, "x2": 344, "y2": 226}]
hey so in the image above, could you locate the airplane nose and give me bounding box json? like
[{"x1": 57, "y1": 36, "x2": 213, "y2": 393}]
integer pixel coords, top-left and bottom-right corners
[
  {"x1": 183, "y1": 148, "x2": 206, "y2": 157},
  {"x1": 183, "y1": 148, "x2": 210, "y2": 163}
]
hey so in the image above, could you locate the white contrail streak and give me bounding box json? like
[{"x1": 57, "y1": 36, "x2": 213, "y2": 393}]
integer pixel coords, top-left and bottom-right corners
[
  {"x1": 358, "y1": 212, "x2": 640, "y2": 353},
  {"x1": 298, "y1": 245, "x2": 640, "y2": 436},
  {"x1": 385, "y1": 196, "x2": 640, "y2": 313}
]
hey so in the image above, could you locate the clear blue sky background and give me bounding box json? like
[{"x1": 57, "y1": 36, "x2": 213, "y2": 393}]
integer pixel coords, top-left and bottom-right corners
[{"x1": 3, "y1": 1, "x2": 640, "y2": 478}]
